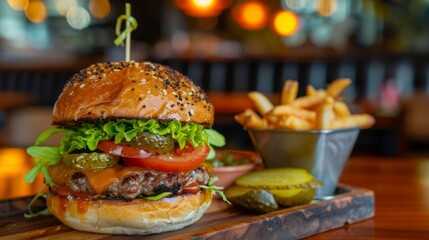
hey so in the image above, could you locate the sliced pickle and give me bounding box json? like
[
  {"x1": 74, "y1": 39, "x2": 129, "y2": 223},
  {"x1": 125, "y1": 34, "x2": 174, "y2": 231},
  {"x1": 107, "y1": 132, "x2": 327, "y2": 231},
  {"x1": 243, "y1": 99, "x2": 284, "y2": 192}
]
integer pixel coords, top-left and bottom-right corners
[
  {"x1": 225, "y1": 184, "x2": 278, "y2": 213},
  {"x1": 235, "y1": 168, "x2": 322, "y2": 190},
  {"x1": 62, "y1": 152, "x2": 119, "y2": 169},
  {"x1": 269, "y1": 188, "x2": 315, "y2": 207},
  {"x1": 124, "y1": 132, "x2": 174, "y2": 154}
]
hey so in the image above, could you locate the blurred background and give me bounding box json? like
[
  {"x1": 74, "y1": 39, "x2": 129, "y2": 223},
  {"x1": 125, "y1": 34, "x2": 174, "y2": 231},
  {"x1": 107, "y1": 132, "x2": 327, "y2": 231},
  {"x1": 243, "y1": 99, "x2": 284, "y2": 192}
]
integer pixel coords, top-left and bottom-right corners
[{"x1": 1, "y1": 0, "x2": 429, "y2": 157}]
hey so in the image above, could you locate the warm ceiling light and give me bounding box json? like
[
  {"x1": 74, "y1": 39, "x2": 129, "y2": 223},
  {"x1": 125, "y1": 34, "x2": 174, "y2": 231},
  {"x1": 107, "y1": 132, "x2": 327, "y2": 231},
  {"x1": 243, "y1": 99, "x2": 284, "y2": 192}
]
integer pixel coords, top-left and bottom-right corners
[
  {"x1": 317, "y1": 0, "x2": 337, "y2": 17},
  {"x1": 192, "y1": 0, "x2": 215, "y2": 8},
  {"x1": 25, "y1": 0, "x2": 47, "y2": 24},
  {"x1": 232, "y1": 0, "x2": 269, "y2": 30},
  {"x1": 7, "y1": 0, "x2": 29, "y2": 11},
  {"x1": 174, "y1": 0, "x2": 231, "y2": 17},
  {"x1": 89, "y1": 0, "x2": 111, "y2": 19},
  {"x1": 272, "y1": 10, "x2": 299, "y2": 36}
]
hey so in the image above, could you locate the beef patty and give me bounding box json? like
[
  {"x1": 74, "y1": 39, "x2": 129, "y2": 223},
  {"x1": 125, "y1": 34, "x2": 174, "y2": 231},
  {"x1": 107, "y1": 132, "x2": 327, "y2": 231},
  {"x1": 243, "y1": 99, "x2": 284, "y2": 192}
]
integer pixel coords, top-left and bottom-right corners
[{"x1": 51, "y1": 165, "x2": 210, "y2": 201}]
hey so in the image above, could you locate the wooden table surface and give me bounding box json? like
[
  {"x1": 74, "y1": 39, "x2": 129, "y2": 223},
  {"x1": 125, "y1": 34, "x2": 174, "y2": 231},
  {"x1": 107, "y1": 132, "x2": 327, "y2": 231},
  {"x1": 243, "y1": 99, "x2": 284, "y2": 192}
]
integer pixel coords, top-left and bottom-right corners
[
  {"x1": 1, "y1": 149, "x2": 429, "y2": 239},
  {"x1": 307, "y1": 155, "x2": 429, "y2": 239}
]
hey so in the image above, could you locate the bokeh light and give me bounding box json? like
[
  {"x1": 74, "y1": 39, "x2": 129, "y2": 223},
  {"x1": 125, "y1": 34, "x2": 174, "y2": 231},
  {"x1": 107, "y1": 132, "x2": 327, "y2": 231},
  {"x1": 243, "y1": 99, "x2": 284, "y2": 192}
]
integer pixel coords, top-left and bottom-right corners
[
  {"x1": 56, "y1": 0, "x2": 78, "y2": 16},
  {"x1": 317, "y1": 0, "x2": 337, "y2": 17},
  {"x1": 89, "y1": 0, "x2": 111, "y2": 19},
  {"x1": 192, "y1": 0, "x2": 215, "y2": 8},
  {"x1": 282, "y1": 0, "x2": 306, "y2": 12},
  {"x1": 66, "y1": 6, "x2": 91, "y2": 30},
  {"x1": 174, "y1": 0, "x2": 231, "y2": 17},
  {"x1": 232, "y1": 1, "x2": 269, "y2": 30},
  {"x1": 272, "y1": 10, "x2": 299, "y2": 36},
  {"x1": 25, "y1": 0, "x2": 47, "y2": 24},
  {"x1": 7, "y1": 0, "x2": 28, "y2": 11}
]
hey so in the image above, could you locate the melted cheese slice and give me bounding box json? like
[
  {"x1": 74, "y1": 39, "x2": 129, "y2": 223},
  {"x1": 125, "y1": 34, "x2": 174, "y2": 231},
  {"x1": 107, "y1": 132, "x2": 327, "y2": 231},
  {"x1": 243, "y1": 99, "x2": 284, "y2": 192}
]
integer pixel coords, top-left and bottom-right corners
[
  {"x1": 48, "y1": 162, "x2": 211, "y2": 194},
  {"x1": 48, "y1": 164, "x2": 149, "y2": 194}
]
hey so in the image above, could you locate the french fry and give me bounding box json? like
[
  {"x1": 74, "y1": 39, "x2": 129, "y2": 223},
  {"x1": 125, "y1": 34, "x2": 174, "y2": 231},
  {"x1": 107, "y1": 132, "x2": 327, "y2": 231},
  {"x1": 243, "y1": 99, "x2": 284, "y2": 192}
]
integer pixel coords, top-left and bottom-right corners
[
  {"x1": 292, "y1": 94, "x2": 325, "y2": 109},
  {"x1": 265, "y1": 114, "x2": 280, "y2": 125},
  {"x1": 248, "y1": 91, "x2": 273, "y2": 116},
  {"x1": 326, "y1": 78, "x2": 351, "y2": 97},
  {"x1": 276, "y1": 116, "x2": 312, "y2": 130},
  {"x1": 270, "y1": 105, "x2": 316, "y2": 122},
  {"x1": 317, "y1": 89, "x2": 327, "y2": 97},
  {"x1": 331, "y1": 114, "x2": 375, "y2": 129},
  {"x1": 315, "y1": 97, "x2": 334, "y2": 129},
  {"x1": 281, "y1": 80, "x2": 298, "y2": 105},
  {"x1": 236, "y1": 78, "x2": 375, "y2": 131},
  {"x1": 333, "y1": 101, "x2": 351, "y2": 118},
  {"x1": 234, "y1": 108, "x2": 267, "y2": 129},
  {"x1": 306, "y1": 85, "x2": 317, "y2": 96}
]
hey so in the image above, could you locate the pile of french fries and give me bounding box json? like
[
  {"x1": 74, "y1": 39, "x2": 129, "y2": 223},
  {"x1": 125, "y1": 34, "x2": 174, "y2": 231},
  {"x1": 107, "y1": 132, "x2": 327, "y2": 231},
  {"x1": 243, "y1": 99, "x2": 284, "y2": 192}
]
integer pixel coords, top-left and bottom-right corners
[{"x1": 235, "y1": 79, "x2": 375, "y2": 130}]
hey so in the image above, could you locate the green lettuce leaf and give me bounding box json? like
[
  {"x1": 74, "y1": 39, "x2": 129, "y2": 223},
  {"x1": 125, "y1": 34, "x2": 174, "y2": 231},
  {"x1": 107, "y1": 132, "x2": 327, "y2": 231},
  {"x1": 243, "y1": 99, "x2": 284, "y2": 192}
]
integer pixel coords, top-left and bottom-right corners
[
  {"x1": 58, "y1": 119, "x2": 212, "y2": 154},
  {"x1": 205, "y1": 129, "x2": 225, "y2": 147},
  {"x1": 205, "y1": 129, "x2": 225, "y2": 159},
  {"x1": 137, "y1": 192, "x2": 173, "y2": 201},
  {"x1": 201, "y1": 176, "x2": 230, "y2": 204},
  {"x1": 25, "y1": 119, "x2": 226, "y2": 186},
  {"x1": 24, "y1": 184, "x2": 50, "y2": 219},
  {"x1": 25, "y1": 146, "x2": 61, "y2": 186}
]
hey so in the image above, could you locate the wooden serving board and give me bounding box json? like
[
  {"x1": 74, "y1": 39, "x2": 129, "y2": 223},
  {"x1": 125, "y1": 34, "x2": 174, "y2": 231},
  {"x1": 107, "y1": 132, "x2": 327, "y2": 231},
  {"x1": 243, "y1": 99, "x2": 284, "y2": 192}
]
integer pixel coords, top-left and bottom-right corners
[{"x1": 0, "y1": 184, "x2": 374, "y2": 239}]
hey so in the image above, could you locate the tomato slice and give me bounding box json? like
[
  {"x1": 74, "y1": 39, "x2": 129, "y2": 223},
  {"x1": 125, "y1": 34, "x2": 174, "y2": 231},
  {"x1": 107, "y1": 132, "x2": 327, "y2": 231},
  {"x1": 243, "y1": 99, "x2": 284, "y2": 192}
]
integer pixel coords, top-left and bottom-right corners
[
  {"x1": 97, "y1": 140, "x2": 210, "y2": 172},
  {"x1": 123, "y1": 144, "x2": 210, "y2": 172},
  {"x1": 97, "y1": 141, "x2": 154, "y2": 159}
]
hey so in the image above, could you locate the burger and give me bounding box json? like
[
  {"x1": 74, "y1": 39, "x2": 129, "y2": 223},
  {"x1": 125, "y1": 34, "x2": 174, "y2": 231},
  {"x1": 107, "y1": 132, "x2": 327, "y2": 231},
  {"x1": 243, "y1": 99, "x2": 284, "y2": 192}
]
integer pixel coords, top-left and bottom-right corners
[{"x1": 24, "y1": 61, "x2": 225, "y2": 235}]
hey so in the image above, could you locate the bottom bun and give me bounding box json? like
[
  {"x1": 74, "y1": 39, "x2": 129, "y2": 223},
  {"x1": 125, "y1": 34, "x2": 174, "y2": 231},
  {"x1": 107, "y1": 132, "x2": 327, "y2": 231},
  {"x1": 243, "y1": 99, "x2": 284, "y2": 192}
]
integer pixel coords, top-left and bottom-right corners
[{"x1": 47, "y1": 189, "x2": 212, "y2": 235}]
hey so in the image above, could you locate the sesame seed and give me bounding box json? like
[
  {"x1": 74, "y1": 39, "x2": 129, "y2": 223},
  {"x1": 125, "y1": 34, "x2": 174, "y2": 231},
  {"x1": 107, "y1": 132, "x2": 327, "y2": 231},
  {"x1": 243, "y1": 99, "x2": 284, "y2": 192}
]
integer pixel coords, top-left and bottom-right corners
[
  {"x1": 89, "y1": 75, "x2": 96, "y2": 80},
  {"x1": 140, "y1": 78, "x2": 147, "y2": 84},
  {"x1": 69, "y1": 90, "x2": 74, "y2": 96},
  {"x1": 147, "y1": 89, "x2": 151, "y2": 94},
  {"x1": 80, "y1": 84, "x2": 85, "y2": 88},
  {"x1": 172, "y1": 92, "x2": 177, "y2": 95},
  {"x1": 162, "y1": 89, "x2": 167, "y2": 95},
  {"x1": 113, "y1": 69, "x2": 120, "y2": 72}
]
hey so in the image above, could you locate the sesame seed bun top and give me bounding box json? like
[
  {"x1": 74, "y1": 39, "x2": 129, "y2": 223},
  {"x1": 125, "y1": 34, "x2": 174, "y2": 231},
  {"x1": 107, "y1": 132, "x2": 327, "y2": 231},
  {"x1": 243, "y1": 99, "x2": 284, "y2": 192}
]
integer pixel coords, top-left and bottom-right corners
[{"x1": 52, "y1": 61, "x2": 214, "y2": 127}]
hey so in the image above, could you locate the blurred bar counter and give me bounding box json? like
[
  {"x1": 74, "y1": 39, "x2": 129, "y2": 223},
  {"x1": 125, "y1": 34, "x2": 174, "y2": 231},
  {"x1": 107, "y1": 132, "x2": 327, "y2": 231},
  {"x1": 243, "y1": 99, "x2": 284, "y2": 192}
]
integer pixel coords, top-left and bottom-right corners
[{"x1": 1, "y1": 57, "x2": 429, "y2": 156}]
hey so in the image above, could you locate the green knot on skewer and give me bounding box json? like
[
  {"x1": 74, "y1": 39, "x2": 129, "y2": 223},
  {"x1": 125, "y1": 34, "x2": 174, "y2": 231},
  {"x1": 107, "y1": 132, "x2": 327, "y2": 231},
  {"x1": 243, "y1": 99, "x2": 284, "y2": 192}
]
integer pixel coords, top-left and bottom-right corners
[{"x1": 114, "y1": 3, "x2": 138, "y2": 61}]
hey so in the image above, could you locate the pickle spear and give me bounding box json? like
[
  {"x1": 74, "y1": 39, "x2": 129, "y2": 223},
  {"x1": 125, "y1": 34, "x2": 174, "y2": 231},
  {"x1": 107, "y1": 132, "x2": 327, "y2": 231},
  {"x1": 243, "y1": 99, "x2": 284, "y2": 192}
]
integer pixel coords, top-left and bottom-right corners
[
  {"x1": 269, "y1": 188, "x2": 315, "y2": 207},
  {"x1": 62, "y1": 152, "x2": 119, "y2": 169},
  {"x1": 225, "y1": 184, "x2": 278, "y2": 213},
  {"x1": 235, "y1": 168, "x2": 322, "y2": 189}
]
